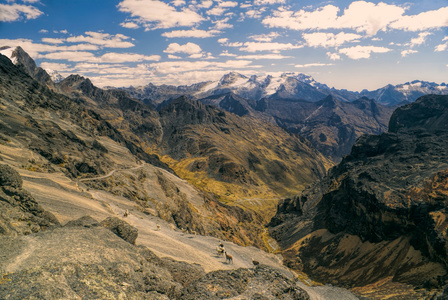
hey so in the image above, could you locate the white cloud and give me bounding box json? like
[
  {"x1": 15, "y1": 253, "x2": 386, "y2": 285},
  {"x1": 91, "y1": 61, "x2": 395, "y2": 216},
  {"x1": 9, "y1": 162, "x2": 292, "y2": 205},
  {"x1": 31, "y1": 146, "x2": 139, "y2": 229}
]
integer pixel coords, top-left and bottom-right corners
[
  {"x1": 295, "y1": 63, "x2": 334, "y2": 68},
  {"x1": 219, "y1": 50, "x2": 237, "y2": 57},
  {"x1": 218, "y1": 38, "x2": 229, "y2": 44},
  {"x1": 302, "y1": 32, "x2": 362, "y2": 48},
  {"x1": 263, "y1": 1, "x2": 406, "y2": 35},
  {"x1": 435, "y1": 43, "x2": 447, "y2": 52},
  {"x1": 120, "y1": 21, "x2": 140, "y2": 29},
  {"x1": 150, "y1": 59, "x2": 259, "y2": 74},
  {"x1": 239, "y1": 42, "x2": 302, "y2": 53},
  {"x1": 339, "y1": 45, "x2": 391, "y2": 59},
  {"x1": 0, "y1": 39, "x2": 100, "y2": 58},
  {"x1": 118, "y1": 0, "x2": 204, "y2": 29},
  {"x1": 172, "y1": 0, "x2": 185, "y2": 6},
  {"x1": 37, "y1": 51, "x2": 161, "y2": 63},
  {"x1": 207, "y1": 6, "x2": 226, "y2": 16},
  {"x1": 162, "y1": 29, "x2": 219, "y2": 38},
  {"x1": 39, "y1": 29, "x2": 48, "y2": 34},
  {"x1": 66, "y1": 32, "x2": 135, "y2": 48},
  {"x1": 168, "y1": 54, "x2": 182, "y2": 59},
  {"x1": 0, "y1": 3, "x2": 42, "y2": 22},
  {"x1": 212, "y1": 18, "x2": 233, "y2": 30},
  {"x1": 100, "y1": 52, "x2": 161, "y2": 63},
  {"x1": 40, "y1": 62, "x2": 72, "y2": 72},
  {"x1": 389, "y1": 7, "x2": 448, "y2": 31},
  {"x1": 243, "y1": 9, "x2": 263, "y2": 19},
  {"x1": 254, "y1": 0, "x2": 285, "y2": 5},
  {"x1": 163, "y1": 42, "x2": 202, "y2": 55},
  {"x1": 220, "y1": 1, "x2": 238, "y2": 8},
  {"x1": 401, "y1": 49, "x2": 418, "y2": 57},
  {"x1": 326, "y1": 52, "x2": 341, "y2": 60},
  {"x1": 41, "y1": 38, "x2": 65, "y2": 44},
  {"x1": 236, "y1": 54, "x2": 292, "y2": 59},
  {"x1": 249, "y1": 32, "x2": 280, "y2": 42},
  {"x1": 409, "y1": 32, "x2": 432, "y2": 47},
  {"x1": 198, "y1": 0, "x2": 213, "y2": 9}
]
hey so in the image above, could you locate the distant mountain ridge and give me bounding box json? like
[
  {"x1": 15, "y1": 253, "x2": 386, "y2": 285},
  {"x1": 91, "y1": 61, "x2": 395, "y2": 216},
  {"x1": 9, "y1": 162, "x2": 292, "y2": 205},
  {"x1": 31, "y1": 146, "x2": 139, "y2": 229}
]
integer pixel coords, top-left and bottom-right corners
[{"x1": 122, "y1": 71, "x2": 448, "y2": 107}]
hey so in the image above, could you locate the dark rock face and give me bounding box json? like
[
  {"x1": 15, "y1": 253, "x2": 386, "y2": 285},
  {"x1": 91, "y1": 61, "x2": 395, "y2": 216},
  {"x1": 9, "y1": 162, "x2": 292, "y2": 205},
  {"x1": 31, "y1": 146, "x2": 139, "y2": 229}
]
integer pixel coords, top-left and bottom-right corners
[
  {"x1": 101, "y1": 217, "x2": 138, "y2": 244},
  {"x1": 180, "y1": 265, "x2": 310, "y2": 300},
  {"x1": 269, "y1": 95, "x2": 448, "y2": 294},
  {"x1": 11, "y1": 46, "x2": 53, "y2": 86},
  {"x1": 0, "y1": 165, "x2": 59, "y2": 236},
  {"x1": 259, "y1": 95, "x2": 395, "y2": 161}
]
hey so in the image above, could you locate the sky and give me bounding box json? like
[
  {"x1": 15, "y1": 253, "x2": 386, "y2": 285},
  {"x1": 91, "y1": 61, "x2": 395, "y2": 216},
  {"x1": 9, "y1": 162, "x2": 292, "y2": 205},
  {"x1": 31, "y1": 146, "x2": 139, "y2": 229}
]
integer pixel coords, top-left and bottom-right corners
[{"x1": 0, "y1": 0, "x2": 447, "y2": 91}]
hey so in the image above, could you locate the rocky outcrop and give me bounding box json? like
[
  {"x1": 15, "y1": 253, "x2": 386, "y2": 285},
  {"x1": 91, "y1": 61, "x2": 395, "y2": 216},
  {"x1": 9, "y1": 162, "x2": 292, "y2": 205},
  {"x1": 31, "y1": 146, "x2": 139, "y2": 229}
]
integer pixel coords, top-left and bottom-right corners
[
  {"x1": 269, "y1": 95, "x2": 448, "y2": 296},
  {"x1": 0, "y1": 219, "x2": 310, "y2": 300},
  {"x1": 180, "y1": 265, "x2": 310, "y2": 300},
  {"x1": 0, "y1": 165, "x2": 59, "y2": 236},
  {"x1": 101, "y1": 217, "x2": 139, "y2": 244}
]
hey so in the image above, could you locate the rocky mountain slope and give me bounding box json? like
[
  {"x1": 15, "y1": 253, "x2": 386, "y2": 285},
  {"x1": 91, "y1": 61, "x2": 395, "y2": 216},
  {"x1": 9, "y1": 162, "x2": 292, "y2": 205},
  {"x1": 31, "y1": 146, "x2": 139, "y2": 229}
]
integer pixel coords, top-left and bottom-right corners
[
  {"x1": 254, "y1": 95, "x2": 395, "y2": 161},
  {"x1": 0, "y1": 164, "x2": 317, "y2": 299},
  {"x1": 122, "y1": 73, "x2": 399, "y2": 162},
  {"x1": 269, "y1": 94, "x2": 448, "y2": 298},
  {"x1": 52, "y1": 67, "x2": 331, "y2": 217},
  {"x1": 0, "y1": 48, "x2": 333, "y2": 251}
]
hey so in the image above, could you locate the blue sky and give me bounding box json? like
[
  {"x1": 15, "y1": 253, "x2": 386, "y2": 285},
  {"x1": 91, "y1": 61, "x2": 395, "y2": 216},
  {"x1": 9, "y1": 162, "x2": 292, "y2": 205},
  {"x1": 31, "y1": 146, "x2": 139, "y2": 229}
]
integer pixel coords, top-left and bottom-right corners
[{"x1": 1, "y1": 0, "x2": 447, "y2": 91}]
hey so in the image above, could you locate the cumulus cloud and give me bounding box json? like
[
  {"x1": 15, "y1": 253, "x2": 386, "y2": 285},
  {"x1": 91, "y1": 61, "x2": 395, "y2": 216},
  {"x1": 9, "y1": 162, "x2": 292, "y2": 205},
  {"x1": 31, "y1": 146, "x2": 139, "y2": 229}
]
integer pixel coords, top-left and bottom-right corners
[
  {"x1": 302, "y1": 32, "x2": 362, "y2": 48},
  {"x1": 41, "y1": 38, "x2": 65, "y2": 44},
  {"x1": 40, "y1": 62, "x2": 72, "y2": 72},
  {"x1": 207, "y1": 6, "x2": 226, "y2": 16},
  {"x1": 435, "y1": 43, "x2": 447, "y2": 52},
  {"x1": 118, "y1": 0, "x2": 204, "y2": 29},
  {"x1": 38, "y1": 51, "x2": 161, "y2": 63},
  {"x1": 408, "y1": 32, "x2": 432, "y2": 47},
  {"x1": 219, "y1": 50, "x2": 237, "y2": 57},
  {"x1": 150, "y1": 59, "x2": 260, "y2": 74},
  {"x1": 120, "y1": 21, "x2": 140, "y2": 29},
  {"x1": 66, "y1": 32, "x2": 135, "y2": 48},
  {"x1": 339, "y1": 45, "x2": 391, "y2": 59},
  {"x1": 295, "y1": 63, "x2": 334, "y2": 68},
  {"x1": 238, "y1": 42, "x2": 302, "y2": 53},
  {"x1": 236, "y1": 54, "x2": 292, "y2": 59},
  {"x1": 389, "y1": 7, "x2": 448, "y2": 31},
  {"x1": 162, "y1": 29, "x2": 219, "y2": 38},
  {"x1": 248, "y1": 32, "x2": 281, "y2": 42},
  {"x1": 254, "y1": 0, "x2": 285, "y2": 5},
  {"x1": 263, "y1": 2, "x2": 448, "y2": 36},
  {"x1": 212, "y1": 18, "x2": 234, "y2": 30},
  {"x1": 0, "y1": 39, "x2": 99, "y2": 57},
  {"x1": 164, "y1": 42, "x2": 202, "y2": 55},
  {"x1": 401, "y1": 49, "x2": 418, "y2": 57},
  {"x1": 0, "y1": 3, "x2": 43, "y2": 22},
  {"x1": 326, "y1": 52, "x2": 341, "y2": 60}
]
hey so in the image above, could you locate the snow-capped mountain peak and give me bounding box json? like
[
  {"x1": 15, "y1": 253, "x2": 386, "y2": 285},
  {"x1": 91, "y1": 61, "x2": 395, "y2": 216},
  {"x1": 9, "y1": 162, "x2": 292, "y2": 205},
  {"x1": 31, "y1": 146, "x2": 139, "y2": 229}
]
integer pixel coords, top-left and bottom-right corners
[
  {"x1": 0, "y1": 46, "x2": 18, "y2": 64},
  {"x1": 45, "y1": 68, "x2": 65, "y2": 83}
]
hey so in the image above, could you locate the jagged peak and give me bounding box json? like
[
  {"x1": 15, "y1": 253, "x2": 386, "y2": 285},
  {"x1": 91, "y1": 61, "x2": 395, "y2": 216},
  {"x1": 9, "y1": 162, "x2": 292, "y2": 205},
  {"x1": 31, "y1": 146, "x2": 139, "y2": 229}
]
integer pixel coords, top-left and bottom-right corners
[{"x1": 219, "y1": 72, "x2": 248, "y2": 86}]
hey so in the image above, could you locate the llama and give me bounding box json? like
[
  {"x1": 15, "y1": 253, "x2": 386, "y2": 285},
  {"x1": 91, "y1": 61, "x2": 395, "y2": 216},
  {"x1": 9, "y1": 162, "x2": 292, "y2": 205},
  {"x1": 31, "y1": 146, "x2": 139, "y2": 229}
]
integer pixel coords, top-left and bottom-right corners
[{"x1": 224, "y1": 251, "x2": 233, "y2": 264}]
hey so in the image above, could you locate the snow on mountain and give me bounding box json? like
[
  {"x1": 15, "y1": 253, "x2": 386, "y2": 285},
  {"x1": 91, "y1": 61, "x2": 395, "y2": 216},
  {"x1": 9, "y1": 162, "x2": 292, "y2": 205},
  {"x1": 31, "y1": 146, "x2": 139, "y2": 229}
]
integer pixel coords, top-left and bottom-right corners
[
  {"x1": 45, "y1": 68, "x2": 65, "y2": 83},
  {"x1": 360, "y1": 80, "x2": 448, "y2": 106},
  {"x1": 0, "y1": 46, "x2": 18, "y2": 64},
  {"x1": 189, "y1": 71, "x2": 337, "y2": 102}
]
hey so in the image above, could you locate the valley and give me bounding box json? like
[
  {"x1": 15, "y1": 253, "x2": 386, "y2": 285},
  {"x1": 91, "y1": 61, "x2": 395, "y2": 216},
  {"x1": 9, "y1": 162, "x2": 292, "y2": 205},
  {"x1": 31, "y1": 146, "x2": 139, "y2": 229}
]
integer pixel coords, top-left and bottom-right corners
[{"x1": 0, "y1": 46, "x2": 448, "y2": 299}]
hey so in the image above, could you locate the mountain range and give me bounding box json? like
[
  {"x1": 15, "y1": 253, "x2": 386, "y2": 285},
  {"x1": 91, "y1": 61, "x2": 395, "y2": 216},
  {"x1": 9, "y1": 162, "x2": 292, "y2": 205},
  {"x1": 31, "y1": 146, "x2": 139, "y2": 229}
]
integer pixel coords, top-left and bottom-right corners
[
  {"x1": 121, "y1": 71, "x2": 448, "y2": 107},
  {"x1": 1, "y1": 46, "x2": 448, "y2": 298}
]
